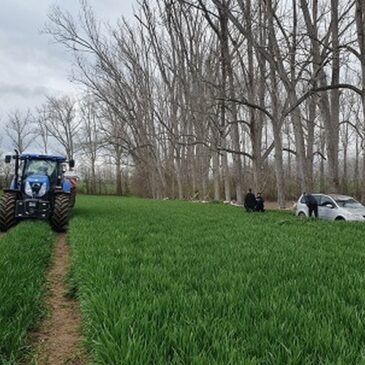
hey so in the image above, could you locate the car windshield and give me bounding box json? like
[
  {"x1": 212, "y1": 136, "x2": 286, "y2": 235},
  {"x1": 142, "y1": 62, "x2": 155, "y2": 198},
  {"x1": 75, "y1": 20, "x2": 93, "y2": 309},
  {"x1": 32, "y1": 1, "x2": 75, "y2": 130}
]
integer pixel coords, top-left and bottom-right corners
[
  {"x1": 334, "y1": 198, "x2": 364, "y2": 209},
  {"x1": 24, "y1": 159, "x2": 57, "y2": 178}
]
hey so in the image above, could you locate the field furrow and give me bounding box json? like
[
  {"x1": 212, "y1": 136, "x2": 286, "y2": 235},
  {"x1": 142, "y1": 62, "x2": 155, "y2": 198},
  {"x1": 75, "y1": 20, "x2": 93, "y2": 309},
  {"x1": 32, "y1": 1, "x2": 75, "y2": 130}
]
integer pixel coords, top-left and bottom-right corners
[{"x1": 31, "y1": 234, "x2": 85, "y2": 365}]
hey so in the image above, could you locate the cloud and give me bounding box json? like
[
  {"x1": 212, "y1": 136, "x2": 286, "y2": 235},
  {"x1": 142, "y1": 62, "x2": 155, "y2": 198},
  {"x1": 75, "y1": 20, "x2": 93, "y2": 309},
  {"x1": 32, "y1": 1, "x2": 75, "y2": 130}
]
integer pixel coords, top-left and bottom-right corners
[
  {"x1": 0, "y1": 0, "x2": 135, "y2": 119},
  {"x1": 0, "y1": 84, "x2": 50, "y2": 98}
]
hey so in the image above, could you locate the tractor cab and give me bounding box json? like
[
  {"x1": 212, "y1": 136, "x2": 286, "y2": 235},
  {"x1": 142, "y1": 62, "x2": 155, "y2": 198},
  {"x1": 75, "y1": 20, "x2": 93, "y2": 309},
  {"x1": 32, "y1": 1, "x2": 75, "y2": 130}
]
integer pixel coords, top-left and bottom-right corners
[
  {"x1": 18, "y1": 155, "x2": 64, "y2": 195},
  {"x1": 0, "y1": 151, "x2": 76, "y2": 232}
]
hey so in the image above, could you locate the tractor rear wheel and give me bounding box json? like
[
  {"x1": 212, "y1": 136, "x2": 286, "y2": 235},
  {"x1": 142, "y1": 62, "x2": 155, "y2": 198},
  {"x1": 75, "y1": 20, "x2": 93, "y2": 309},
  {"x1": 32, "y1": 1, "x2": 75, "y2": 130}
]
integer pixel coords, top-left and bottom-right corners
[
  {"x1": 50, "y1": 194, "x2": 70, "y2": 232},
  {"x1": 0, "y1": 192, "x2": 18, "y2": 232}
]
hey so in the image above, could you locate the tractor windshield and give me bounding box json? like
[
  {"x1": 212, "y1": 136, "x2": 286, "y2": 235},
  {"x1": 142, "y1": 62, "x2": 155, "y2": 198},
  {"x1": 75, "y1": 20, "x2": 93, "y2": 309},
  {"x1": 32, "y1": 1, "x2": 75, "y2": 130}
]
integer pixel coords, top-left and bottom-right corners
[{"x1": 23, "y1": 159, "x2": 58, "y2": 180}]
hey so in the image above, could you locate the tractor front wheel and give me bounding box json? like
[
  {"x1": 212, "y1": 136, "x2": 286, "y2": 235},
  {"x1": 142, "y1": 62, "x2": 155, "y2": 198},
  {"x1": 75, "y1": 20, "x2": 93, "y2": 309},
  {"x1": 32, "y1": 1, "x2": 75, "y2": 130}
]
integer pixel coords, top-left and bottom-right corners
[
  {"x1": 50, "y1": 194, "x2": 70, "y2": 232},
  {"x1": 69, "y1": 190, "x2": 76, "y2": 208},
  {"x1": 0, "y1": 192, "x2": 18, "y2": 232}
]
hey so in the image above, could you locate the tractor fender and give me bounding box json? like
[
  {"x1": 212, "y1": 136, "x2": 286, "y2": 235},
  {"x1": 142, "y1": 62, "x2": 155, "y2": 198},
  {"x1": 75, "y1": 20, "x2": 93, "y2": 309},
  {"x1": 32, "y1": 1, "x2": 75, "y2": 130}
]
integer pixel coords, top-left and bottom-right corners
[
  {"x1": 3, "y1": 188, "x2": 20, "y2": 196},
  {"x1": 9, "y1": 178, "x2": 16, "y2": 190},
  {"x1": 62, "y1": 179, "x2": 72, "y2": 193}
]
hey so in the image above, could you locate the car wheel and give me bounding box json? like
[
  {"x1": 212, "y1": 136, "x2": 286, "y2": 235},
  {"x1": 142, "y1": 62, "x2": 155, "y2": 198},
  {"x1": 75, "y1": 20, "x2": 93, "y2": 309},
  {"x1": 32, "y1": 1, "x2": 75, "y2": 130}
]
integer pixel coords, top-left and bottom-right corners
[
  {"x1": 335, "y1": 216, "x2": 345, "y2": 221},
  {"x1": 298, "y1": 212, "x2": 306, "y2": 218}
]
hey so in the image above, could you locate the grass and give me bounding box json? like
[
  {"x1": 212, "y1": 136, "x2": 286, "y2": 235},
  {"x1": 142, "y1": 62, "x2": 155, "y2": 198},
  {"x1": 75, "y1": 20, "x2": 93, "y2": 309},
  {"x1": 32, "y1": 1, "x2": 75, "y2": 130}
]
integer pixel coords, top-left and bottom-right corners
[
  {"x1": 0, "y1": 222, "x2": 54, "y2": 365},
  {"x1": 69, "y1": 196, "x2": 365, "y2": 364}
]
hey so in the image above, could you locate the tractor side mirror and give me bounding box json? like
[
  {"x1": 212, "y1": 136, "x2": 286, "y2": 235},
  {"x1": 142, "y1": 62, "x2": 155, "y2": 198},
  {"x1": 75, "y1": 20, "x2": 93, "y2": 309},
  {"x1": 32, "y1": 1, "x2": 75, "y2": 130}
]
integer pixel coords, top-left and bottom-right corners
[
  {"x1": 62, "y1": 164, "x2": 67, "y2": 173},
  {"x1": 69, "y1": 159, "x2": 75, "y2": 169},
  {"x1": 5, "y1": 155, "x2": 11, "y2": 163}
]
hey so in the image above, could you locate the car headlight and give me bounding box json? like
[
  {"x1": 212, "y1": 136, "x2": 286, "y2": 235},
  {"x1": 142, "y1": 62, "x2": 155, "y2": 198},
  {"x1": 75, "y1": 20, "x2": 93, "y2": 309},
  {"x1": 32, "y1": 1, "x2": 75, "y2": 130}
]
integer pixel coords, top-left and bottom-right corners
[
  {"x1": 25, "y1": 181, "x2": 33, "y2": 197},
  {"x1": 38, "y1": 183, "x2": 47, "y2": 197}
]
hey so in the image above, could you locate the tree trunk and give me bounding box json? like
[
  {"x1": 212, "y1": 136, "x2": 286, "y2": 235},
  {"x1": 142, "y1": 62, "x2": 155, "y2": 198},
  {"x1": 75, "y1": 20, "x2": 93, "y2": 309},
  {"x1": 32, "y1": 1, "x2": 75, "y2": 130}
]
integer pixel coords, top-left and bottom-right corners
[
  {"x1": 342, "y1": 123, "x2": 348, "y2": 193},
  {"x1": 355, "y1": 134, "x2": 360, "y2": 197},
  {"x1": 222, "y1": 149, "x2": 231, "y2": 201},
  {"x1": 289, "y1": 93, "x2": 309, "y2": 192},
  {"x1": 355, "y1": 0, "x2": 365, "y2": 201},
  {"x1": 270, "y1": 65, "x2": 286, "y2": 208},
  {"x1": 329, "y1": 0, "x2": 340, "y2": 192},
  {"x1": 273, "y1": 124, "x2": 286, "y2": 208},
  {"x1": 116, "y1": 161, "x2": 122, "y2": 196},
  {"x1": 213, "y1": 151, "x2": 220, "y2": 201},
  {"x1": 306, "y1": 96, "x2": 316, "y2": 190},
  {"x1": 175, "y1": 159, "x2": 184, "y2": 200}
]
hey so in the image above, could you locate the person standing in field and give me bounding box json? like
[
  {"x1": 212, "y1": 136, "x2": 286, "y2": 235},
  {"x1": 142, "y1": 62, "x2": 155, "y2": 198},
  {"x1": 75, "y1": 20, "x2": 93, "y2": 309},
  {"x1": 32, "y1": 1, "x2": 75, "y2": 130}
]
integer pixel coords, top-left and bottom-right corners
[
  {"x1": 255, "y1": 192, "x2": 265, "y2": 212},
  {"x1": 304, "y1": 192, "x2": 318, "y2": 217},
  {"x1": 244, "y1": 188, "x2": 256, "y2": 212}
]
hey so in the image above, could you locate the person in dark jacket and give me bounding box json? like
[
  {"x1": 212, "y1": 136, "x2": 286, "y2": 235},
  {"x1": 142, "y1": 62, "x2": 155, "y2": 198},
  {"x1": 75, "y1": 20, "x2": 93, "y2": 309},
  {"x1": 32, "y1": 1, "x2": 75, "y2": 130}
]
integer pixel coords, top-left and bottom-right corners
[
  {"x1": 255, "y1": 192, "x2": 265, "y2": 212},
  {"x1": 304, "y1": 192, "x2": 318, "y2": 217},
  {"x1": 244, "y1": 188, "x2": 256, "y2": 212}
]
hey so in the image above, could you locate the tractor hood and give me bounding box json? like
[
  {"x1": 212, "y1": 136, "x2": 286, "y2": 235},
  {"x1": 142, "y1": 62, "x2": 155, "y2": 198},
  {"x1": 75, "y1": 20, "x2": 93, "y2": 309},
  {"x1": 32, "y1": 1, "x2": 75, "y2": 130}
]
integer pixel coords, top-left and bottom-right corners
[{"x1": 24, "y1": 175, "x2": 50, "y2": 198}]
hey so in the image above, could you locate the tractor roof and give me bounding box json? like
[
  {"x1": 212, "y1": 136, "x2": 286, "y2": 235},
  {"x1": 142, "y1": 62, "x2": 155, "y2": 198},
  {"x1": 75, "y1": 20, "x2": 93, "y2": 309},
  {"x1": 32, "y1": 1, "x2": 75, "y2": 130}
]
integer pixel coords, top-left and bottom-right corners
[{"x1": 20, "y1": 153, "x2": 66, "y2": 162}]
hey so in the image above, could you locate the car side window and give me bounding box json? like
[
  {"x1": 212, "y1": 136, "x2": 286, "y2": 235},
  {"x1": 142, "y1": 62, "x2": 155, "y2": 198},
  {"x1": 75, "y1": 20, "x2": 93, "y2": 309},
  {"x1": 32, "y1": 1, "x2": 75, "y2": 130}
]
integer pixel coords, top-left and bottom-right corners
[
  {"x1": 314, "y1": 195, "x2": 322, "y2": 205},
  {"x1": 300, "y1": 195, "x2": 321, "y2": 204},
  {"x1": 320, "y1": 196, "x2": 334, "y2": 207}
]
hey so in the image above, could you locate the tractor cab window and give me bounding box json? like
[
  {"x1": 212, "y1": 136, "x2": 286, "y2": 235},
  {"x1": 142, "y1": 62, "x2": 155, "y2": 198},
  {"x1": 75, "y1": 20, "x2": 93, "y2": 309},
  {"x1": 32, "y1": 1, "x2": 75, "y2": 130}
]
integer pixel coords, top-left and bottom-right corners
[
  {"x1": 18, "y1": 161, "x2": 25, "y2": 177},
  {"x1": 23, "y1": 159, "x2": 58, "y2": 181}
]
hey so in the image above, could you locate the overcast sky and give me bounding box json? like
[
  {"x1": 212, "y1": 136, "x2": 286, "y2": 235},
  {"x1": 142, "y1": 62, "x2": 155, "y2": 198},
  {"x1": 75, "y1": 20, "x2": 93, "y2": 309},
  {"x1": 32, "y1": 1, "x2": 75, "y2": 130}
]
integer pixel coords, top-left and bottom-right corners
[{"x1": 0, "y1": 0, "x2": 136, "y2": 129}]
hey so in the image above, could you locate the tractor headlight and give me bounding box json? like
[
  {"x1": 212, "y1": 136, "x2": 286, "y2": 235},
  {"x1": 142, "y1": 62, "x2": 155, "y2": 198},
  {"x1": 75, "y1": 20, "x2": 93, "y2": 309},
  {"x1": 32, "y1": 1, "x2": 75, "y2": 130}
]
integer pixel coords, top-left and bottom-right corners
[
  {"x1": 25, "y1": 181, "x2": 33, "y2": 197},
  {"x1": 38, "y1": 183, "x2": 47, "y2": 197}
]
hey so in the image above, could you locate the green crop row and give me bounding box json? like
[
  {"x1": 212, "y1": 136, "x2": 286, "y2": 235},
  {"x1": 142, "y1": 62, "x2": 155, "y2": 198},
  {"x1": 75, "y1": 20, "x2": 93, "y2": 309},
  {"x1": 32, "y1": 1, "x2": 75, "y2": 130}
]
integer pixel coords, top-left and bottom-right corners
[
  {"x1": 69, "y1": 196, "x2": 365, "y2": 364},
  {"x1": 0, "y1": 222, "x2": 54, "y2": 365}
]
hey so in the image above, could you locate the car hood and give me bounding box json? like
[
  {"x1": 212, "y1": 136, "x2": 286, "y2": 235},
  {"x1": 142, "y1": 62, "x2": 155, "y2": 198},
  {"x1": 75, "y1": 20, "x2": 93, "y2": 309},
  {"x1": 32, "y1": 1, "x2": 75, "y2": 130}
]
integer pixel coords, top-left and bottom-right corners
[{"x1": 342, "y1": 207, "x2": 365, "y2": 216}]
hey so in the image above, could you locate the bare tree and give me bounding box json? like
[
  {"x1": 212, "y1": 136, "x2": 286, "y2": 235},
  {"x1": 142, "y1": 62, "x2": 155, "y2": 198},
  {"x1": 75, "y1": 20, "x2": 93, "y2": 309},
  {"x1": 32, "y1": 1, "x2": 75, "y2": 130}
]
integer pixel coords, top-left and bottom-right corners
[
  {"x1": 42, "y1": 96, "x2": 79, "y2": 160},
  {"x1": 6, "y1": 109, "x2": 33, "y2": 153},
  {"x1": 354, "y1": 0, "x2": 365, "y2": 200},
  {"x1": 79, "y1": 95, "x2": 102, "y2": 194},
  {"x1": 34, "y1": 105, "x2": 50, "y2": 154},
  {"x1": 38, "y1": 0, "x2": 365, "y2": 203}
]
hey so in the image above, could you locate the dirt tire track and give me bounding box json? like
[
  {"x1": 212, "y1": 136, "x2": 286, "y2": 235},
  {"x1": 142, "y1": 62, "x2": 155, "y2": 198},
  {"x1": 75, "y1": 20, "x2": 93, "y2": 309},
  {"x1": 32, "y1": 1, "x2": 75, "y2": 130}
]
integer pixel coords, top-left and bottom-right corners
[{"x1": 31, "y1": 233, "x2": 85, "y2": 365}]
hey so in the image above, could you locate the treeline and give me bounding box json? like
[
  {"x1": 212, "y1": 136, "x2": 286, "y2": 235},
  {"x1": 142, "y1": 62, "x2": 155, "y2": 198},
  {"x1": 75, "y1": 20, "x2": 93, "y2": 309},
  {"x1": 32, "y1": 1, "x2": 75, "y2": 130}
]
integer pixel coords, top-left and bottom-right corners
[{"x1": 1, "y1": 0, "x2": 365, "y2": 206}]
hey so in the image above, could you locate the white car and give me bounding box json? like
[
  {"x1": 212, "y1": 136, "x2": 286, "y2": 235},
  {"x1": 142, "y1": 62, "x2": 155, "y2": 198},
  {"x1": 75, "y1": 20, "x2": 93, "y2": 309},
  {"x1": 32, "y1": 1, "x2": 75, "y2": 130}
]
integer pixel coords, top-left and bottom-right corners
[{"x1": 296, "y1": 194, "x2": 365, "y2": 221}]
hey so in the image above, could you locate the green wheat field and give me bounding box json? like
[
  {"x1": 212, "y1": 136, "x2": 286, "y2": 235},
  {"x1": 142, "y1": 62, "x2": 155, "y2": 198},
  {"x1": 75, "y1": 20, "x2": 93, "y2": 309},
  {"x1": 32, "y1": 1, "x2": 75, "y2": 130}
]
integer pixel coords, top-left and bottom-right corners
[{"x1": 1, "y1": 195, "x2": 365, "y2": 364}]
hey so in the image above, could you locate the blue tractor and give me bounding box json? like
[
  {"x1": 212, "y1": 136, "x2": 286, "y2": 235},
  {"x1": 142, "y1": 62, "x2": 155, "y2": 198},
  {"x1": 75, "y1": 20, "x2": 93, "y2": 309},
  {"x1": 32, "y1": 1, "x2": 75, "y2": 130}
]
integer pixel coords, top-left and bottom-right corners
[{"x1": 0, "y1": 151, "x2": 76, "y2": 232}]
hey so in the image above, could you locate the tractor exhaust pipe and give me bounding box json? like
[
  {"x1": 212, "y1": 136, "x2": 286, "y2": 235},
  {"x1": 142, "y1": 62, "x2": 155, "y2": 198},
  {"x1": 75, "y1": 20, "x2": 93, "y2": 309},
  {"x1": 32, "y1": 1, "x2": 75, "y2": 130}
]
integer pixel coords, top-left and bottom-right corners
[{"x1": 14, "y1": 149, "x2": 19, "y2": 190}]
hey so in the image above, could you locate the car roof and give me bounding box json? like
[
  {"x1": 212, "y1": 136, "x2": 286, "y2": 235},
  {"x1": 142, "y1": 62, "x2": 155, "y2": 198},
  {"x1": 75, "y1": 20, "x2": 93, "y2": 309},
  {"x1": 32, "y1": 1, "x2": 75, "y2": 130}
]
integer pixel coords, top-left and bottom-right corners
[
  {"x1": 20, "y1": 153, "x2": 66, "y2": 162},
  {"x1": 299, "y1": 193, "x2": 354, "y2": 200},
  {"x1": 328, "y1": 194, "x2": 353, "y2": 200},
  {"x1": 300, "y1": 193, "x2": 323, "y2": 197},
  {"x1": 301, "y1": 193, "x2": 355, "y2": 200}
]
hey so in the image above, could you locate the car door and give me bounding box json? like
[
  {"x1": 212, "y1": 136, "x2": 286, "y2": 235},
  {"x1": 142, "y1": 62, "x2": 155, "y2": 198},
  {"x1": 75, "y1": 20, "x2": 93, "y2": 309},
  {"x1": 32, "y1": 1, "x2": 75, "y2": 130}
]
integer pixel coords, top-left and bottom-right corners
[
  {"x1": 318, "y1": 195, "x2": 337, "y2": 220},
  {"x1": 298, "y1": 195, "x2": 309, "y2": 216}
]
